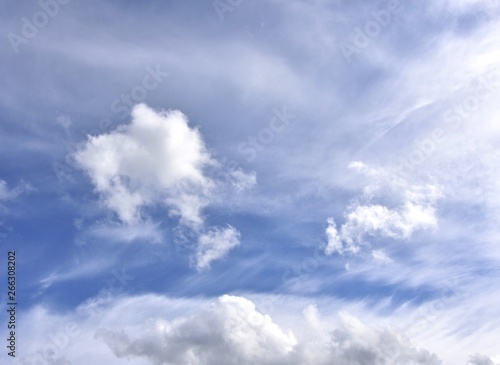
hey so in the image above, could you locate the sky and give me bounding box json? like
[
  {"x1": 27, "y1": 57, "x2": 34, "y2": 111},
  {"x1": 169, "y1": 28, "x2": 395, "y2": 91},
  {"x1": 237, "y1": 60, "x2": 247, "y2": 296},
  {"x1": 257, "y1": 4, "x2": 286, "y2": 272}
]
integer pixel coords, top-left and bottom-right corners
[{"x1": 1, "y1": 0, "x2": 500, "y2": 364}]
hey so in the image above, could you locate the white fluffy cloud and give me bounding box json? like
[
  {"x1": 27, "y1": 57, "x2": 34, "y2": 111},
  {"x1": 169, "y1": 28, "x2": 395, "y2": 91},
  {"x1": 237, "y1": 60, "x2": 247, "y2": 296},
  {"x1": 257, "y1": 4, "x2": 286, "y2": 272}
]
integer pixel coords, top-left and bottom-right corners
[
  {"x1": 325, "y1": 162, "x2": 441, "y2": 256},
  {"x1": 195, "y1": 225, "x2": 241, "y2": 271},
  {"x1": 75, "y1": 103, "x2": 214, "y2": 227},
  {"x1": 95, "y1": 295, "x2": 440, "y2": 365},
  {"x1": 74, "y1": 104, "x2": 253, "y2": 267}
]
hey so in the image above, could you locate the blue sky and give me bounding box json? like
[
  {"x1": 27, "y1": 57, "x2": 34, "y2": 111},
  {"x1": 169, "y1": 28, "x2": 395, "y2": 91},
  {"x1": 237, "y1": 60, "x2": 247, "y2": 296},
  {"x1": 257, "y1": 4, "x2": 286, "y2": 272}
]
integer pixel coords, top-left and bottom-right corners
[{"x1": 1, "y1": 0, "x2": 500, "y2": 364}]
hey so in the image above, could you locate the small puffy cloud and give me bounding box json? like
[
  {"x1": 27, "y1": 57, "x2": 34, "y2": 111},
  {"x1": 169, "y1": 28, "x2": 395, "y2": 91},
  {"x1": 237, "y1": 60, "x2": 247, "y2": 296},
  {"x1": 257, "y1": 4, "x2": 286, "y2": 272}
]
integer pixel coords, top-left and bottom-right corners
[
  {"x1": 371, "y1": 249, "x2": 393, "y2": 264},
  {"x1": 74, "y1": 104, "x2": 254, "y2": 268},
  {"x1": 325, "y1": 162, "x2": 441, "y2": 256},
  {"x1": 195, "y1": 225, "x2": 241, "y2": 271},
  {"x1": 96, "y1": 295, "x2": 441, "y2": 365},
  {"x1": 75, "y1": 103, "x2": 213, "y2": 227},
  {"x1": 75, "y1": 104, "x2": 254, "y2": 228}
]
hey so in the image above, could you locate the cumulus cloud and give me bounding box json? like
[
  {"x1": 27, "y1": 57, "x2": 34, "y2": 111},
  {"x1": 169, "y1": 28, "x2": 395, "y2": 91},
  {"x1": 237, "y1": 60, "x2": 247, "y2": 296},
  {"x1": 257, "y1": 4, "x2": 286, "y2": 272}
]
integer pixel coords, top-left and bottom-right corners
[
  {"x1": 96, "y1": 295, "x2": 297, "y2": 365},
  {"x1": 75, "y1": 103, "x2": 214, "y2": 227},
  {"x1": 195, "y1": 225, "x2": 241, "y2": 271},
  {"x1": 74, "y1": 103, "x2": 253, "y2": 267},
  {"x1": 95, "y1": 294, "x2": 441, "y2": 365},
  {"x1": 325, "y1": 162, "x2": 441, "y2": 256},
  {"x1": 468, "y1": 354, "x2": 498, "y2": 365}
]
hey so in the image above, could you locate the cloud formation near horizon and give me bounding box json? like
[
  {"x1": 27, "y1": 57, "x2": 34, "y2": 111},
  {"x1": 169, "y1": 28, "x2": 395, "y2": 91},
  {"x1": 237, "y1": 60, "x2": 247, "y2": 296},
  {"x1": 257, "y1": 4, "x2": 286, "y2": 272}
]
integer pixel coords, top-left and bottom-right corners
[{"x1": 96, "y1": 294, "x2": 442, "y2": 365}]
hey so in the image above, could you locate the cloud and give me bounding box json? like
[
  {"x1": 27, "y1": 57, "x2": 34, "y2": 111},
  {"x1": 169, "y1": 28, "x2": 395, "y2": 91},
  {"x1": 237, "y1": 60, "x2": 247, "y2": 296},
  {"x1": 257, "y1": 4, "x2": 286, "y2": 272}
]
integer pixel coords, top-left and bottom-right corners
[
  {"x1": 14, "y1": 290, "x2": 500, "y2": 365},
  {"x1": 371, "y1": 249, "x2": 393, "y2": 264},
  {"x1": 96, "y1": 294, "x2": 441, "y2": 365},
  {"x1": 75, "y1": 103, "x2": 214, "y2": 227},
  {"x1": 84, "y1": 220, "x2": 164, "y2": 244},
  {"x1": 325, "y1": 217, "x2": 343, "y2": 254},
  {"x1": 195, "y1": 225, "x2": 241, "y2": 271},
  {"x1": 74, "y1": 103, "x2": 253, "y2": 268},
  {"x1": 226, "y1": 168, "x2": 257, "y2": 192},
  {"x1": 56, "y1": 114, "x2": 72, "y2": 133},
  {"x1": 468, "y1": 354, "x2": 498, "y2": 365},
  {"x1": 0, "y1": 179, "x2": 32, "y2": 201},
  {"x1": 96, "y1": 295, "x2": 297, "y2": 365},
  {"x1": 325, "y1": 162, "x2": 441, "y2": 256},
  {"x1": 0, "y1": 180, "x2": 11, "y2": 200},
  {"x1": 4, "y1": 3, "x2": 500, "y2": 365}
]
